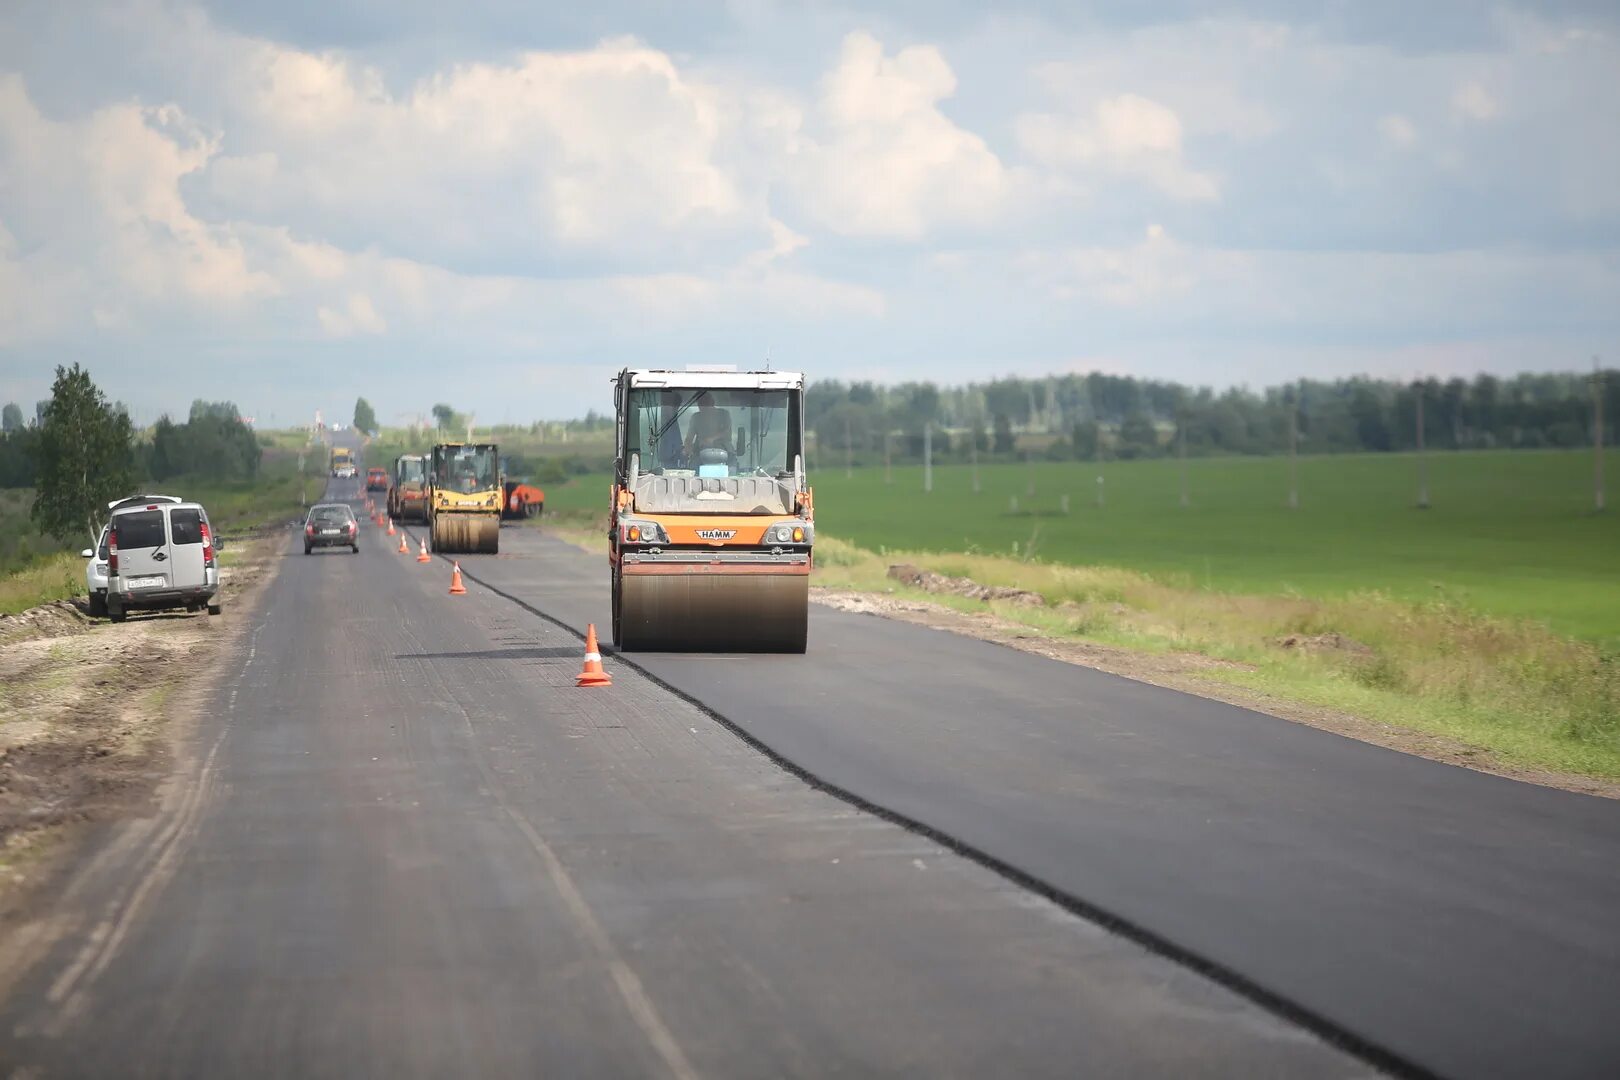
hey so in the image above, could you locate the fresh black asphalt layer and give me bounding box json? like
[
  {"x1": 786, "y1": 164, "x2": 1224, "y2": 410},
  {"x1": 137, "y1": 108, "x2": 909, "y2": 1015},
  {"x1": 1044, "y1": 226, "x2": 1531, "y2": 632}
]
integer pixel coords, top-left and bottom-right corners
[
  {"x1": 0, "y1": 476, "x2": 1362, "y2": 1077},
  {"x1": 455, "y1": 523, "x2": 1620, "y2": 1080}
]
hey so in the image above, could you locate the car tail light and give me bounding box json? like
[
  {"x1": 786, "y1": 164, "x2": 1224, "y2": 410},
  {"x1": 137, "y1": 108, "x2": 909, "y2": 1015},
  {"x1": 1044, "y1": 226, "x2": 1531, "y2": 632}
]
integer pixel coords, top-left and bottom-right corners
[
  {"x1": 109, "y1": 529, "x2": 119, "y2": 574},
  {"x1": 347, "y1": 521, "x2": 356, "y2": 534},
  {"x1": 200, "y1": 521, "x2": 214, "y2": 566},
  {"x1": 306, "y1": 524, "x2": 315, "y2": 536}
]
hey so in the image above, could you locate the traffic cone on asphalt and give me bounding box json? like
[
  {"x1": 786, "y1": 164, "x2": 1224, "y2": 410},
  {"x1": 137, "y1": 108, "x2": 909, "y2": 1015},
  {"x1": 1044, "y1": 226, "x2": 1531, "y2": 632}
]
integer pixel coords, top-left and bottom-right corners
[
  {"x1": 448, "y1": 562, "x2": 467, "y2": 595},
  {"x1": 397, "y1": 532, "x2": 409, "y2": 554},
  {"x1": 417, "y1": 538, "x2": 431, "y2": 563},
  {"x1": 387, "y1": 519, "x2": 396, "y2": 536},
  {"x1": 576, "y1": 624, "x2": 612, "y2": 687}
]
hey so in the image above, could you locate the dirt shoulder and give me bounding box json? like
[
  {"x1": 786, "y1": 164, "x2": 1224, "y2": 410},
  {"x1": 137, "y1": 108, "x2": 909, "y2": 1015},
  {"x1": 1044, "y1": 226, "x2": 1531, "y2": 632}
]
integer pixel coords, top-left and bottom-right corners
[
  {"x1": 0, "y1": 534, "x2": 284, "y2": 908},
  {"x1": 812, "y1": 587, "x2": 1620, "y2": 801}
]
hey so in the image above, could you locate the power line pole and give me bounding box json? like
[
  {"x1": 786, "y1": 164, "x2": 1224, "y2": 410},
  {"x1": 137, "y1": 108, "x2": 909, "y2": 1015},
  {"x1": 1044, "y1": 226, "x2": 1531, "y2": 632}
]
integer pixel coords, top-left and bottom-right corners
[
  {"x1": 844, "y1": 416, "x2": 852, "y2": 480},
  {"x1": 923, "y1": 421, "x2": 933, "y2": 494},
  {"x1": 1287, "y1": 387, "x2": 1300, "y2": 510},
  {"x1": 1415, "y1": 378, "x2": 1430, "y2": 510},
  {"x1": 884, "y1": 429, "x2": 892, "y2": 485},
  {"x1": 1595, "y1": 357, "x2": 1606, "y2": 513},
  {"x1": 970, "y1": 436, "x2": 980, "y2": 494},
  {"x1": 1178, "y1": 410, "x2": 1189, "y2": 508}
]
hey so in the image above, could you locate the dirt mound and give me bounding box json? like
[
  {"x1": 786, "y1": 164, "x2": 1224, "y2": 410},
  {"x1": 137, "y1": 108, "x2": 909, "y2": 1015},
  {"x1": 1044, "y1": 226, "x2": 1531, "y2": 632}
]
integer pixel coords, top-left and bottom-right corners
[
  {"x1": 1275, "y1": 632, "x2": 1373, "y2": 656},
  {"x1": 886, "y1": 564, "x2": 1044, "y2": 607},
  {"x1": 0, "y1": 600, "x2": 92, "y2": 647}
]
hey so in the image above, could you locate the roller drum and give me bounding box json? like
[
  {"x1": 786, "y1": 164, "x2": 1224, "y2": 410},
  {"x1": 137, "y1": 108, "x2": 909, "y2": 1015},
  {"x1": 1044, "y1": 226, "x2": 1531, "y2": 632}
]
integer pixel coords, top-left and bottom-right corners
[
  {"x1": 618, "y1": 572, "x2": 808, "y2": 653},
  {"x1": 430, "y1": 512, "x2": 499, "y2": 554}
]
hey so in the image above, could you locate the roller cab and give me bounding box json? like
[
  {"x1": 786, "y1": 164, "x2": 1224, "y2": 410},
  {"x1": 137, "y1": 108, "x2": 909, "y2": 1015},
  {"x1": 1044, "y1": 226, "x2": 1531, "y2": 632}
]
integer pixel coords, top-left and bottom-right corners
[
  {"x1": 611, "y1": 367, "x2": 812, "y2": 653},
  {"x1": 428, "y1": 442, "x2": 502, "y2": 554}
]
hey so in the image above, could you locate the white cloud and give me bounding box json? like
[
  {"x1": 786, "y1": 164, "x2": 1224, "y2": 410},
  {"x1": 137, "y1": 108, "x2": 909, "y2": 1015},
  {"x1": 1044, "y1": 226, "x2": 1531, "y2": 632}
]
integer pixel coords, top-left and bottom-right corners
[
  {"x1": 1452, "y1": 81, "x2": 1499, "y2": 121},
  {"x1": 1378, "y1": 113, "x2": 1419, "y2": 147},
  {"x1": 316, "y1": 293, "x2": 387, "y2": 338},
  {"x1": 0, "y1": 72, "x2": 277, "y2": 345},
  {"x1": 1017, "y1": 223, "x2": 1217, "y2": 307},
  {"x1": 199, "y1": 37, "x2": 765, "y2": 270},
  {"x1": 782, "y1": 32, "x2": 1012, "y2": 238},
  {"x1": 1017, "y1": 92, "x2": 1219, "y2": 201}
]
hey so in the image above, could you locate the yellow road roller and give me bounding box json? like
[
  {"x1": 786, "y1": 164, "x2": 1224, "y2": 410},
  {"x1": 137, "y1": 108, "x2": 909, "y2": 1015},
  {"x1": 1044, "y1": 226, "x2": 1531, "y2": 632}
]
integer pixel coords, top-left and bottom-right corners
[
  {"x1": 610, "y1": 367, "x2": 812, "y2": 653},
  {"x1": 428, "y1": 442, "x2": 501, "y2": 553}
]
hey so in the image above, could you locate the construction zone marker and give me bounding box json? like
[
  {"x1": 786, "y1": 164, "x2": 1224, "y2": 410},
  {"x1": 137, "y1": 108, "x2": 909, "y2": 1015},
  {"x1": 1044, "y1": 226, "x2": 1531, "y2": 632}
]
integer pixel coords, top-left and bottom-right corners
[
  {"x1": 397, "y1": 532, "x2": 409, "y2": 554},
  {"x1": 417, "y1": 538, "x2": 431, "y2": 563},
  {"x1": 448, "y1": 561, "x2": 467, "y2": 595},
  {"x1": 387, "y1": 519, "x2": 396, "y2": 537},
  {"x1": 576, "y1": 624, "x2": 612, "y2": 687}
]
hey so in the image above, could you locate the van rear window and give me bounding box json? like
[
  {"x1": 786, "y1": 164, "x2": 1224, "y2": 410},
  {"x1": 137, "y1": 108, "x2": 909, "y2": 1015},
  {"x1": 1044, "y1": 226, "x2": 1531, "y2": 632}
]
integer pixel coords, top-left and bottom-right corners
[
  {"x1": 170, "y1": 508, "x2": 204, "y2": 545},
  {"x1": 115, "y1": 510, "x2": 165, "y2": 548}
]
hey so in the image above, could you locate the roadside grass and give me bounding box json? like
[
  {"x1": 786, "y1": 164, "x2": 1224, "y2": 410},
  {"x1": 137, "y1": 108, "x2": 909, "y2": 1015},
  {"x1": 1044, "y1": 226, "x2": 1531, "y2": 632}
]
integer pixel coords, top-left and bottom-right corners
[
  {"x1": 815, "y1": 536, "x2": 1620, "y2": 778},
  {"x1": 0, "y1": 552, "x2": 82, "y2": 616}
]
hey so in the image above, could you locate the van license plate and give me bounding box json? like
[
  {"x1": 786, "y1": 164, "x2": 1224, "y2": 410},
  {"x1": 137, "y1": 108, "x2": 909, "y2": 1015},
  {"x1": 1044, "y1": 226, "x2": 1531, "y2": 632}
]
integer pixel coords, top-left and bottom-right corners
[{"x1": 129, "y1": 576, "x2": 164, "y2": 588}]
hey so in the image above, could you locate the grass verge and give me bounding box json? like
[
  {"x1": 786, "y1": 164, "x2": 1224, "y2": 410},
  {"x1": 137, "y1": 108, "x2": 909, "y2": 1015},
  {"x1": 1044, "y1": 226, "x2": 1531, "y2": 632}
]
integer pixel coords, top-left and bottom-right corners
[{"x1": 815, "y1": 537, "x2": 1620, "y2": 780}]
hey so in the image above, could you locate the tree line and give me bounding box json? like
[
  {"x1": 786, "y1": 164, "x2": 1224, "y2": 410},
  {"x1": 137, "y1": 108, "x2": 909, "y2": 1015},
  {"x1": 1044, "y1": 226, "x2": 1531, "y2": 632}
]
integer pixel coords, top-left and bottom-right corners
[
  {"x1": 2, "y1": 367, "x2": 261, "y2": 543},
  {"x1": 806, "y1": 368, "x2": 1616, "y2": 462}
]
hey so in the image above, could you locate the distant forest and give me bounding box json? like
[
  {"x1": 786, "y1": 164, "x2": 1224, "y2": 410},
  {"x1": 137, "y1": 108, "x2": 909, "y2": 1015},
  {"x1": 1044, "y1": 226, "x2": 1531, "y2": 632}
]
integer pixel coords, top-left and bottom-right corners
[{"x1": 805, "y1": 368, "x2": 1617, "y2": 461}]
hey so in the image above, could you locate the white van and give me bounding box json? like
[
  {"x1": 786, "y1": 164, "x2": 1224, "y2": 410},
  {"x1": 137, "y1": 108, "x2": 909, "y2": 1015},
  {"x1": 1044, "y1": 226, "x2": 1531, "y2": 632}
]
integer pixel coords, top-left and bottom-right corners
[
  {"x1": 84, "y1": 494, "x2": 182, "y2": 617},
  {"x1": 105, "y1": 497, "x2": 222, "y2": 622}
]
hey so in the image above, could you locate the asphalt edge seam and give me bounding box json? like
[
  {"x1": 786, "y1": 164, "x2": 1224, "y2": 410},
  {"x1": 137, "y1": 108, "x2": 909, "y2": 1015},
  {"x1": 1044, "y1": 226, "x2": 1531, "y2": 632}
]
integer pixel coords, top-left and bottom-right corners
[{"x1": 439, "y1": 540, "x2": 1432, "y2": 1080}]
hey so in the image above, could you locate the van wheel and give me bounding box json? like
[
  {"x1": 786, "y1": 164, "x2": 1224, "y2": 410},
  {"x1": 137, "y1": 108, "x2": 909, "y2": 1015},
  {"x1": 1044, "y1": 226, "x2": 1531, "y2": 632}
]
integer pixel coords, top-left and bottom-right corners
[
  {"x1": 207, "y1": 602, "x2": 222, "y2": 616},
  {"x1": 108, "y1": 602, "x2": 127, "y2": 623},
  {"x1": 88, "y1": 592, "x2": 107, "y2": 618}
]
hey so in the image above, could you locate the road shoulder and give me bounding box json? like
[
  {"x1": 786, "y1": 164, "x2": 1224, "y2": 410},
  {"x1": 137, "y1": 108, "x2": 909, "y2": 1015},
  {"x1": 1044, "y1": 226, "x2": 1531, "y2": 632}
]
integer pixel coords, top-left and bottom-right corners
[{"x1": 0, "y1": 533, "x2": 285, "y2": 994}]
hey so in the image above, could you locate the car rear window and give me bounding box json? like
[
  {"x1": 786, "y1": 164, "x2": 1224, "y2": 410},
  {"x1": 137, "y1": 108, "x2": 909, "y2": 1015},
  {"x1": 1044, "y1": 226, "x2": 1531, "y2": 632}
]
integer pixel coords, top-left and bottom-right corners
[
  {"x1": 170, "y1": 508, "x2": 205, "y2": 545},
  {"x1": 311, "y1": 506, "x2": 353, "y2": 524},
  {"x1": 114, "y1": 510, "x2": 165, "y2": 548}
]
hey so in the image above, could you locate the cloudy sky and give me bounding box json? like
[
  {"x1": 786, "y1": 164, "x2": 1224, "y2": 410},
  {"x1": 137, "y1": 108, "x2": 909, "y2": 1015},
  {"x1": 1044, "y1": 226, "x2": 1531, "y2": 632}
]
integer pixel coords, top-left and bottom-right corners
[{"x1": 2, "y1": 1, "x2": 1617, "y2": 425}]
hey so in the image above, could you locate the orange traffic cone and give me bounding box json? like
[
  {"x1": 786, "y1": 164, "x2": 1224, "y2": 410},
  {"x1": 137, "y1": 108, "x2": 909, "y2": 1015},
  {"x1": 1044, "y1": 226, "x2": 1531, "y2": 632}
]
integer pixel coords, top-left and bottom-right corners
[
  {"x1": 448, "y1": 561, "x2": 467, "y2": 595},
  {"x1": 387, "y1": 519, "x2": 396, "y2": 536},
  {"x1": 417, "y1": 538, "x2": 431, "y2": 563},
  {"x1": 576, "y1": 624, "x2": 612, "y2": 687},
  {"x1": 397, "y1": 532, "x2": 409, "y2": 554}
]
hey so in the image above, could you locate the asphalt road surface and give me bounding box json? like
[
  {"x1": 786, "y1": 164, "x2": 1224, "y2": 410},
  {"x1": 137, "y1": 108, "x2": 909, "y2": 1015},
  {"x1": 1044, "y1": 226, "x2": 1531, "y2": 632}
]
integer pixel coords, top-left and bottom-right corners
[
  {"x1": 3, "y1": 468, "x2": 1617, "y2": 1078},
  {"x1": 0, "y1": 474, "x2": 1359, "y2": 1078}
]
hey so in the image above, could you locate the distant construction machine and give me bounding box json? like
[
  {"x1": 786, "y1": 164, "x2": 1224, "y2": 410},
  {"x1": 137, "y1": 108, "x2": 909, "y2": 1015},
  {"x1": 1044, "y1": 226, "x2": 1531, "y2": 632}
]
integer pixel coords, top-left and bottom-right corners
[
  {"x1": 427, "y1": 442, "x2": 502, "y2": 553},
  {"x1": 389, "y1": 453, "x2": 429, "y2": 523},
  {"x1": 610, "y1": 366, "x2": 813, "y2": 652}
]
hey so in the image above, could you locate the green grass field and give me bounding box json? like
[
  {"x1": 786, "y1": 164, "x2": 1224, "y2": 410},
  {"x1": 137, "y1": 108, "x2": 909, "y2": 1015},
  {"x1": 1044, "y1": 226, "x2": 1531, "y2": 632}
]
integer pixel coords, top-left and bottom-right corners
[{"x1": 546, "y1": 448, "x2": 1620, "y2": 645}]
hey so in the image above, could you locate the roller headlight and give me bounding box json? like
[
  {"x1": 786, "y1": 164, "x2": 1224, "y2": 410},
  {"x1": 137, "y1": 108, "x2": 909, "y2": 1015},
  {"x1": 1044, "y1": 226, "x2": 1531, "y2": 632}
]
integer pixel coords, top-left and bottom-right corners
[
  {"x1": 620, "y1": 519, "x2": 668, "y2": 544},
  {"x1": 768, "y1": 521, "x2": 812, "y2": 545}
]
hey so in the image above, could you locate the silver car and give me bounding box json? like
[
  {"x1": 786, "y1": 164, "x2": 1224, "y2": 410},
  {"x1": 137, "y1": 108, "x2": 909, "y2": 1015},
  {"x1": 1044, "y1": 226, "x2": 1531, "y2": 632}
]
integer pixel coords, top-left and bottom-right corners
[
  {"x1": 84, "y1": 494, "x2": 184, "y2": 618},
  {"x1": 82, "y1": 526, "x2": 111, "y2": 617},
  {"x1": 105, "y1": 497, "x2": 222, "y2": 622}
]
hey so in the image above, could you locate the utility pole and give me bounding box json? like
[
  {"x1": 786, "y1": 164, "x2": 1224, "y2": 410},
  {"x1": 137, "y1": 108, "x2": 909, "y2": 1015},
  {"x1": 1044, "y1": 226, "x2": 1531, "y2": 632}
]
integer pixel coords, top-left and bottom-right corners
[
  {"x1": 884, "y1": 429, "x2": 892, "y2": 485},
  {"x1": 1595, "y1": 357, "x2": 1607, "y2": 512},
  {"x1": 970, "y1": 437, "x2": 980, "y2": 494},
  {"x1": 923, "y1": 422, "x2": 933, "y2": 493},
  {"x1": 1415, "y1": 378, "x2": 1430, "y2": 509},
  {"x1": 844, "y1": 416, "x2": 852, "y2": 480},
  {"x1": 1178, "y1": 411, "x2": 1189, "y2": 508},
  {"x1": 1287, "y1": 387, "x2": 1300, "y2": 510}
]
